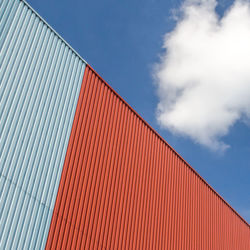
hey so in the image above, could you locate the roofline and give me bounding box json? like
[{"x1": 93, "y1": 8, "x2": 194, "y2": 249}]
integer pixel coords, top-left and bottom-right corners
[
  {"x1": 22, "y1": 0, "x2": 250, "y2": 228},
  {"x1": 88, "y1": 64, "x2": 250, "y2": 229},
  {"x1": 21, "y1": 0, "x2": 88, "y2": 65}
]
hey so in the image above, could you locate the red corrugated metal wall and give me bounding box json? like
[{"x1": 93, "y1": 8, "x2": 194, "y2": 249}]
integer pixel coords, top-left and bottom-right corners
[{"x1": 46, "y1": 65, "x2": 250, "y2": 249}]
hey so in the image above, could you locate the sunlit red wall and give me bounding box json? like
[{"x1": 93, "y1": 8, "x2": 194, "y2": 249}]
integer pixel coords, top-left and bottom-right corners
[
  {"x1": 2, "y1": 1, "x2": 249, "y2": 248},
  {"x1": 46, "y1": 65, "x2": 250, "y2": 250}
]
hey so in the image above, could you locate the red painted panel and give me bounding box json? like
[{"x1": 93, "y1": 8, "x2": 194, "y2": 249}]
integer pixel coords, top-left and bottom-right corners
[{"x1": 46, "y1": 65, "x2": 250, "y2": 249}]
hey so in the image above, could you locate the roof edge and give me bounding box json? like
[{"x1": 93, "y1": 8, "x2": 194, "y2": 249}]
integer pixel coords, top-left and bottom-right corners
[
  {"x1": 21, "y1": 0, "x2": 88, "y2": 65},
  {"x1": 88, "y1": 64, "x2": 250, "y2": 229},
  {"x1": 20, "y1": 0, "x2": 250, "y2": 229}
]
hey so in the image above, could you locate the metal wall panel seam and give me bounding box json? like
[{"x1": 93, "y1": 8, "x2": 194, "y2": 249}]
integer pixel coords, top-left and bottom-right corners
[
  {"x1": 57, "y1": 68, "x2": 95, "y2": 248},
  {"x1": 45, "y1": 68, "x2": 91, "y2": 249},
  {"x1": 52, "y1": 74, "x2": 92, "y2": 247},
  {"x1": 0, "y1": 177, "x2": 50, "y2": 248},
  {"x1": 47, "y1": 57, "x2": 85, "y2": 240},
  {"x1": 42, "y1": 63, "x2": 86, "y2": 247},
  {"x1": 45, "y1": 62, "x2": 84, "y2": 207},
  {"x1": 1, "y1": 8, "x2": 47, "y2": 213},
  {"x1": 32, "y1": 60, "x2": 84, "y2": 249},
  {"x1": 63, "y1": 74, "x2": 101, "y2": 247},
  {"x1": 39, "y1": 58, "x2": 82, "y2": 204},
  {"x1": 75, "y1": 77, "x2": 105, "y2": 248},
  {"x1": 74, "y1": 73, "x2": 102, "y2": 248},
  {"x1": 46, "y1": 67, "x2": 250, "y2": 249},
  {"x1": 1, "y1": 0, "x2": 86, "y2": 248}
]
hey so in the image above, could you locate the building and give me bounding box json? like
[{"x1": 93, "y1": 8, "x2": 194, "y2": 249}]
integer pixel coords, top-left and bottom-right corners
[{"x1": 1, "y1": 0, "x2": 250, "y2": 249}]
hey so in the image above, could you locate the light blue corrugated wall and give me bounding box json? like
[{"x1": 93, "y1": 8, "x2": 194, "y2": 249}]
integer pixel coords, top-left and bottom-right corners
[{"x1": 0, "y1": 0, "x2": 86, "y2": 248}]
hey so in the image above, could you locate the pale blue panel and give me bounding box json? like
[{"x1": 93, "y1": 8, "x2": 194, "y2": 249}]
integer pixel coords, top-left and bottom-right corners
[{"x1": 0, "y1": 0, "x2": 87, "y2": 248}]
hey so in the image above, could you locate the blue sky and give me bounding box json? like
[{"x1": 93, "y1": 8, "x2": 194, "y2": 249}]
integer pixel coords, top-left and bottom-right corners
[{"x1": 26, "y1": 0, "x2": 250, "y2": 223}]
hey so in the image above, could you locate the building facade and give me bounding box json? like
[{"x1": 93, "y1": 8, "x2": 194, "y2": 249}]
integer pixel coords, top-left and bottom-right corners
[{"x1": 1, "y1": 0, "x2": 250, "y2": 249}]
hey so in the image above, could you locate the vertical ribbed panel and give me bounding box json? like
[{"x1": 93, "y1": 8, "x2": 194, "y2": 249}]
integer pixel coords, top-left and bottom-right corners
[
  {"x1": 0, "y1": 0, "x2": 86, "y2": 249},
  {"x1": 46, "y1": 65, "x2": 250, "y2": 249}
]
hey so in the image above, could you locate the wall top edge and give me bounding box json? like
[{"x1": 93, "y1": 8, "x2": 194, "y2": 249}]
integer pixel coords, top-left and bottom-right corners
[
  {"x1": 20, "y1": 0, "x2": 249, "y2": 228},
  {"x1": 88, "y1": 65, "x2": 250, "y2": 229},
  {"x1": 21, "y1": 0, "x2": 88, "y2": 65}
]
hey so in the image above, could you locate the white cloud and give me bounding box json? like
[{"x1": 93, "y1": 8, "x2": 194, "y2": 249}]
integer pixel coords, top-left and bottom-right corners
[{"x1": 154, "y1": 0, "x2": 250, "y2": 151}]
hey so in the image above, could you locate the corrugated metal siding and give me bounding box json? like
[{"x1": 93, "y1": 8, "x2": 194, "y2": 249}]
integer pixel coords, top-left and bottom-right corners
[
  {"x1": 46, "y1": 65, "x2": 250, "y2": 249},
  {"x1": 0, "y1": 0, "x2": 86, "y2": 249}
]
